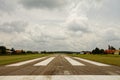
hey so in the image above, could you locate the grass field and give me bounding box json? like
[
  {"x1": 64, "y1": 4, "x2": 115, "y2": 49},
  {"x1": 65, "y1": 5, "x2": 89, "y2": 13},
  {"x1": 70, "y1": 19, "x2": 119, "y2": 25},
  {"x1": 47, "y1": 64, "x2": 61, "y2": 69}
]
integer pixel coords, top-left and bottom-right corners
[
  {"x1": 0, "y1": 54, "x2": 48, "y2": 66},
  {"x1": 69, "y1": 54, "x2": 120, "y2": 67}
]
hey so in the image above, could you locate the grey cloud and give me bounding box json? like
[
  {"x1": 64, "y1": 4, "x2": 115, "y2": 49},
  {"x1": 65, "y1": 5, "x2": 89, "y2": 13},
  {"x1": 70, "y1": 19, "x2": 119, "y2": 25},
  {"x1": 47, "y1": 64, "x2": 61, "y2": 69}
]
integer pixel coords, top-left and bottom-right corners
[
  {"x1": 88, "y1": 0, "x2": 120, "y2": 23},
  {"x1": 0, "y1": 0, "x2": 120, "y2": 51},
  {"x1": 12, "y1": 38, "x2": 70, "y2": 51},
  {"x1": 0, "y1": 21, "x2": 27, "y2": 33},
  {"x1": 20, "y1": 0, "x2": 67, "y2": 9},
  {"x1": 0, "y1": 0, "x2": 15, "y2": 13},
  {"x1": 68, "y1": 21, "x2": 90, "y2": 33},
  {"x1": 103, "y1": 29, "x2": 120, "y2": 41},
  {"x1": 0, "y1": 41, "x2": 4, "y2": 45},
  {"x1": 30, "y1": 35, "x2": 66, "y2": 45},
  {"x1": 25, "y1": 25, "x2": 67, "y2": 46},
  {"x1": 30, "y1": 30, "x2": 66, "y2": 43}
]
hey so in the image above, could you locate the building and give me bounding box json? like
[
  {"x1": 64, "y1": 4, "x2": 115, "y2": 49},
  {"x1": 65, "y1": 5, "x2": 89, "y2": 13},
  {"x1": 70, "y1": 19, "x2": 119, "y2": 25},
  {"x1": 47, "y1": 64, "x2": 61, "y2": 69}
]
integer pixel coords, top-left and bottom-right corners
[
  {"x1": 114, "y1": 50, "x2": 120, "y2": 55},
  {"x1": 6, "y1": 49, "x2": 12, "y2": 54},
  {"x1": 105, "y1": 50, "x2": 120, "y2": 55},
  {"x1": 15, "y1": 50, "x2": 23, "y2": 54},
  {"x1": 104, "y1": 50, "x2": 115, "y2": 54}
]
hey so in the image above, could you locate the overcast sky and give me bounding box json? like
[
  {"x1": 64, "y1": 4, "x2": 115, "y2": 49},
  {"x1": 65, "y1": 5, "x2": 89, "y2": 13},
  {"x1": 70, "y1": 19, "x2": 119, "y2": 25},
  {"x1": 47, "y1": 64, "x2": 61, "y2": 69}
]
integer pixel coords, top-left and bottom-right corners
[{"x1": 0, "y1": 0, "x2": 120, "y2": 51}]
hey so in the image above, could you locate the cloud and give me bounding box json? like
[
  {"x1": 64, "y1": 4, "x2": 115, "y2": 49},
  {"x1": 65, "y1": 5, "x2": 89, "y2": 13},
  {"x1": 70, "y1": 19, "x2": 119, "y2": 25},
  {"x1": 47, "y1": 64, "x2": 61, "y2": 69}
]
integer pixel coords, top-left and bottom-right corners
[
  {"x1": 0, "y1": 21, "x2": 27, "y2": 33},
  {"x1": 0, "y1": 0, "x2": 16, "y2": 13},
  {"x1": 65, "y1": 0, "x2": 92, "y2": 37},
  {"x1": 12, "y1": 24, "x2": 70, "y2": 51},
  {"x1": 102, "y1": 27, "x2": 120, "y2": 41},
  {"x1": 88, "y1": 0, "x2": 120, "y2": 23},
  {"x1": 0, "y1": 0, "x2": 120, "y2": 51},
  {"x1": 27, "y1": 25, "x2": 67, "y2": 43},
  {"x1": 0, "y1": 40, "x2": 4, "y2": 45},
  {"x1": 67, "y1": 20, "x2": 89, "y2": 33},
  {"x1": 20, "y1": 0, "x2": 67, "y2": 9}
]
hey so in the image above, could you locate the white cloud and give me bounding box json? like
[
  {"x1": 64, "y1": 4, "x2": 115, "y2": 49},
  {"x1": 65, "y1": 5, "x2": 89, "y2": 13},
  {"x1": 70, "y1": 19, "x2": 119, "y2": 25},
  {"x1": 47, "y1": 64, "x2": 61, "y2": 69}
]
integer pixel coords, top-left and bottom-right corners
[
  {"x1": 0, "y1": 21, "x2": 27, "y2": 33},
  {"x1": 0, "y1": 0, "x2": 120, "y2": 51}
]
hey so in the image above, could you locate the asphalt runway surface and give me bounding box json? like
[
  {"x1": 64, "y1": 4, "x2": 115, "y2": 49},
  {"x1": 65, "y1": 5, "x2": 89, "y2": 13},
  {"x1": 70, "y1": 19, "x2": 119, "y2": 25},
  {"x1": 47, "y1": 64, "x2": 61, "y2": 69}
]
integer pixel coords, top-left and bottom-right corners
[{"x1": 0, "y1": 54, "x2": 120, "y2": 80}]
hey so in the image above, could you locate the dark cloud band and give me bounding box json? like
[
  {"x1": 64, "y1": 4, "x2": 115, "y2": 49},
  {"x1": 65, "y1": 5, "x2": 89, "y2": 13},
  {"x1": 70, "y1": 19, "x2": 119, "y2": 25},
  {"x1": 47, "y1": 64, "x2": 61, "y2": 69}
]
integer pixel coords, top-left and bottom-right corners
[{"x1": 20, "y1": 0, "x2": 67, "y2": 9}]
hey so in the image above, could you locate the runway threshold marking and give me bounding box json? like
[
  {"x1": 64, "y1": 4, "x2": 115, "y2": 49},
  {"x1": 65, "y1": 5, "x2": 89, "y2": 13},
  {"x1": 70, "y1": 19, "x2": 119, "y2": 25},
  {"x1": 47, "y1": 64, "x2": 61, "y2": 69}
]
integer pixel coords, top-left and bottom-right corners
[
  {"x1": 74, "y1": 57, "x2": 110, "y2": 66},
  {"x1": 64, "y1": 57, "x2": 85, "y2": 66},
  {"x1": 6, "y1": 57, "x2": 46, "y2": 67},
  {"x1": 34, "y1": 57, "x2": 55, "y2": 66},
  {"x1": 0, "y1": 75, "x2": 120, "y2": 80}
]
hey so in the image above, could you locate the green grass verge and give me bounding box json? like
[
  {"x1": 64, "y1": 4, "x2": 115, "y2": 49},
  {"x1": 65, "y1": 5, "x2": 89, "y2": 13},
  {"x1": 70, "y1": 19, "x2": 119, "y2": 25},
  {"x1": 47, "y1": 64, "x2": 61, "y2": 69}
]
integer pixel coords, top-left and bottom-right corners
[
  {"x1": 69, "y1": 54, "x2": 120, "y2": 67},
  {"x1": 0, "y1": 54, "x2": 48, "y2": 66}
]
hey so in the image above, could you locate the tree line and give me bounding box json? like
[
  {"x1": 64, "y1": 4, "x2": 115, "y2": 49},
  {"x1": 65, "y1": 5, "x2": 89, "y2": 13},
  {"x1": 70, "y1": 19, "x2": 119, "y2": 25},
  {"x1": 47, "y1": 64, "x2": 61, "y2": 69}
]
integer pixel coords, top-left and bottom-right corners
[
  {"x1": 0, "y1": 46, "x2": 39, "y2": 55},
  {"x1": 0, "y1": 45, "x2": 120, "y2": 55},
  {"x1": 92, "y1": 45, "x2": 120, "y2": 55}
]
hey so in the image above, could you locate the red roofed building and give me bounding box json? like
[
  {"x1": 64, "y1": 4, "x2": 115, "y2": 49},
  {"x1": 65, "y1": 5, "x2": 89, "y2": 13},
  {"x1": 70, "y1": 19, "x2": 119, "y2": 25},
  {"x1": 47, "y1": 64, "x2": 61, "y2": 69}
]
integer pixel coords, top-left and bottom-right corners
[
  {"x1": 104, "y1": 50, "x2": 116, "y2": 54},
  {"x1": 15, "y1": 50, "x2": 23, "y2": 54}
]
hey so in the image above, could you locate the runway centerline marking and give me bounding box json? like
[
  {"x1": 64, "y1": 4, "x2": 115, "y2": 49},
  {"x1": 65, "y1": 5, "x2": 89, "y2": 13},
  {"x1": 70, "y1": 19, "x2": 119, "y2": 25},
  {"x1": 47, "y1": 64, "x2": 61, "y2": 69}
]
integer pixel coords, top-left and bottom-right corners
[
  {"x1": 64, "y1": 57, "x2": 85, "y2": 66},
  {"x1": 34, "y1": 57, "x2": 55, "y2": 66},
  {"x1": 6, "y1": 57, "x2": 46, "y2": 67},
  {"x1": 74, "y1": 57, "x2": 110, "y2": 66}
]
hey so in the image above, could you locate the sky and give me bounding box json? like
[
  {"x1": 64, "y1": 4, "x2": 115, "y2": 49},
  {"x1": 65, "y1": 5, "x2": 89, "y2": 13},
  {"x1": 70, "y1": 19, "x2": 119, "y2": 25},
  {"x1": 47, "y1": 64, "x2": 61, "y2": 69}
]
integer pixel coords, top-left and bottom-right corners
[{"x1": 0, "y1": 0, "x2": 120, "y2": 51}]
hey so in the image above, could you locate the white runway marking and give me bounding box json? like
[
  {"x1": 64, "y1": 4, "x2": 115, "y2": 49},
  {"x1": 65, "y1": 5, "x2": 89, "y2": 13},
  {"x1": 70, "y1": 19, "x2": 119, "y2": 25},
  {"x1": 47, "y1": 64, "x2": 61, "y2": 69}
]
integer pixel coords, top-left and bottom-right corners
[
  {"x1": 0, "y1": 75, "x2": 120, "y2": 80},
  {"x1": 34, "y1": 57, "x2": 55, "y2": 66},
  {"x1": 6, "y1": 57, "x2": 46, "y2": 67},
  {"x1": 74, "y1": 57, "x2": 110, "y2": 66},
  {"x1": 65, "y1": 57, "x2": 85, "y2": 66}
]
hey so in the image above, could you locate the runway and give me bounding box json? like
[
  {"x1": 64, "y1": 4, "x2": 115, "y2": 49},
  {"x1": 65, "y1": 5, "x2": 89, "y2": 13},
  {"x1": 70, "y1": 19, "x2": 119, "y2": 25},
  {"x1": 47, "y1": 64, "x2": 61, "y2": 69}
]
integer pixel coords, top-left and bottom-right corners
[{"x1": 0, "y1": 54, "x2": 120, "y2": 80}]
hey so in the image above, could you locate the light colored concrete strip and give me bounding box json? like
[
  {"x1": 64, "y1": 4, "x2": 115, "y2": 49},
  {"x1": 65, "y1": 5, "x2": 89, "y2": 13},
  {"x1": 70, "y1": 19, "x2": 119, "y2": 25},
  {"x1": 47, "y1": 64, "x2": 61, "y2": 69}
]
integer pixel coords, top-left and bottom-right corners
[
  {"x1": 6, "y1": 57, "x2": 46, "y2": 67},
  {"x1": 0, "y1": 75, "x2": 120, "y2": 80},
  {"x1": 34, "y1": 57, "x2": 55, "y2": 66},
  {"x1": 64, "y1": 70, "x2": 71, "y2": 75},
  {"x1": 65, "y1": 57, "x2": 85, "y2": 66},
  {"x1": 74, "y1": 57, "x2": 110, "y2": 66}
]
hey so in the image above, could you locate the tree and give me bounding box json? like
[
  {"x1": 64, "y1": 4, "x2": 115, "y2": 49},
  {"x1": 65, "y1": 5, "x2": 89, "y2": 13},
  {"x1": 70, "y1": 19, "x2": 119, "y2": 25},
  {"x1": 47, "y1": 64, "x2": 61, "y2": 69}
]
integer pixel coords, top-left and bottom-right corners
[
  {"x1": 41, "y1": 51, "x2": 46, "y2": 54},
  {"x1": 26, "y1": 51, "x2": 33, "y2": 54},
  {"x1": 21, "y1": 50, "x2": 26, "y2": 54},
  {"x1": 108, "y1": 45, "x2": 111, "y2": 50},
  {"x1": 108, "y1": 45, "x2": 116, "y2": 50},
  {"x1": 100, "y1": 49, "x2": 105, "y2": 54},
  {"x1": 11, "y1": 48, "x2": 15, "y2": 52},
  {"x1": 92, "y1": 47, "x2": 100, "y2": 54},
  {"x1": 92, "y1": 47, "x2": 104, "y2": 54},
  {"x1": 119, "y1": 48, "x2": 120, "y2": 55},
  {"x1": 11, "y1": 48, "x2": 16, "y2": 54},
  {"x1": 0, "y1": 46, "x2": 6, "y2": 55},
  {"x1": 111, "y1": 46, "x2": 116, "y2": 50}
]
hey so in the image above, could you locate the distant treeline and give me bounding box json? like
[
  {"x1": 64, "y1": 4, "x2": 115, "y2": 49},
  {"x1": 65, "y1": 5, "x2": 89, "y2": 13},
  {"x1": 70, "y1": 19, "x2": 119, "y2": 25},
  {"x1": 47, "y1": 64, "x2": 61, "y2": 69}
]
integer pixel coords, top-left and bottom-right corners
[
  {"x1": 92, "y1": 45, "x2": 120, "y2": 55},
  {"x1": 41, "y1": 51, "x2": 81, "y2": 54},
  {"x1": 0, "y1": 45, "x2": 120, "y2": 55},
  {"x1": 0, "y1": 46, "x2": 39, "y2": 55}
]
